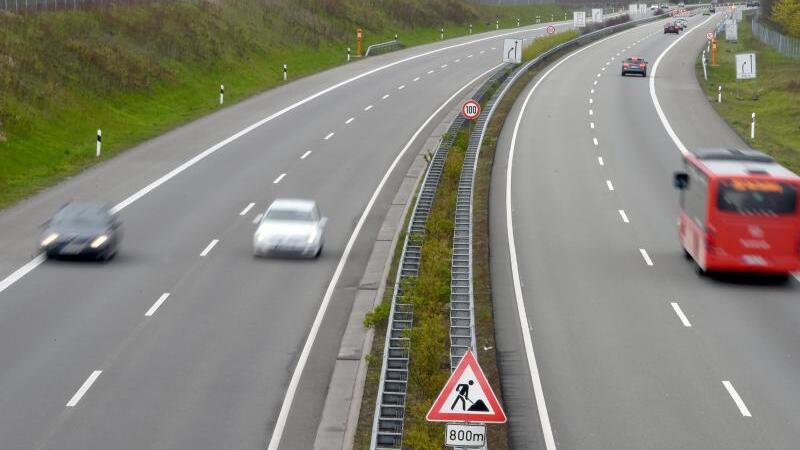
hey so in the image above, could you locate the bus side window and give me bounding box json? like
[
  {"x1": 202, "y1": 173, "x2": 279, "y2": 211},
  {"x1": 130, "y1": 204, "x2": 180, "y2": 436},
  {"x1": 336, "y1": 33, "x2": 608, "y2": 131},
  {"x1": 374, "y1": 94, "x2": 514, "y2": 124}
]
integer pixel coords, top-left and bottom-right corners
[{"x1": 684, "y1": 165, "x2": 708, "y2": 228}]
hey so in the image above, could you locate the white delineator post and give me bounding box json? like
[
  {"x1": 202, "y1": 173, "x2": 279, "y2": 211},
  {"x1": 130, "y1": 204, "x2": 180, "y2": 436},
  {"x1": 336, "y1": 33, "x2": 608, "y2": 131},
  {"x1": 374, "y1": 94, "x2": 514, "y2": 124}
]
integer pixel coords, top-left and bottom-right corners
[
  {"x1": 347, "y1": 47, "x2": 351, "y2": 62},
  {"x1": 702, "y1": 50, "x2": 707, "y2": 80},
  {"x1": 496, "y1": 19, "x2": 499, "y2": 29},
  {"x1": 751, "y1": 112, "x2": 755, "y2": 139},
  {"x1": 517, "y1": 17, "x2": 520, "y2": 27},
  {"x1": 283, "y1": 64, "x2": 287, "y2": 81},
  {"x1": 440, "y1": 27, "x2": 444, "y2": 40},
  {"x1": 96, "y1": 129, "x2": 102, "y2": 157},
  {"x1": 469, "y1": 23, "x2": 472, "y2": 34},
  {"x1": 718, "y1": 85, "x2": 722, "y2": 103},
  {"x1": 219, "y1": 84, "x2": 224, "y2": 105}
]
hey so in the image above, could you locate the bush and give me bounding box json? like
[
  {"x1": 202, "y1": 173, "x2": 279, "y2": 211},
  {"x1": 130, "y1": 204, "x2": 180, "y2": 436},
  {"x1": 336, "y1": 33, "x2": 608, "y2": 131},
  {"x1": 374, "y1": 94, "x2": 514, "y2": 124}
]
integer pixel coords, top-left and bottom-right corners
[{"x1": 772, "y1": 0, "x2": 800, "y2": 37}]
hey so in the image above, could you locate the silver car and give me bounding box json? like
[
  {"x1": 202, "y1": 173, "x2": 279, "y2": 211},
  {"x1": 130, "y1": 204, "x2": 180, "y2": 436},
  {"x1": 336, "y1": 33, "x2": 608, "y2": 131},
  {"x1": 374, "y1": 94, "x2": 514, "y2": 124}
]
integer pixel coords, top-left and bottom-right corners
[{"x1": 253, "y1": 199, "x2": 326, "y2": 258}]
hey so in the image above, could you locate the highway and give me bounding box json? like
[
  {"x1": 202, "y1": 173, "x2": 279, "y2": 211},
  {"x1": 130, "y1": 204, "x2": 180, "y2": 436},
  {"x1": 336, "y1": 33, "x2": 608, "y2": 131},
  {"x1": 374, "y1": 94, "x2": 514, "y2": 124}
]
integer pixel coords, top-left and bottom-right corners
[
  {"x1": 0, "y1": 21, "x2": 569, "y2": 450},
  {"x1": 492, "y1": 12, "x2": 800, "y2": 450}
]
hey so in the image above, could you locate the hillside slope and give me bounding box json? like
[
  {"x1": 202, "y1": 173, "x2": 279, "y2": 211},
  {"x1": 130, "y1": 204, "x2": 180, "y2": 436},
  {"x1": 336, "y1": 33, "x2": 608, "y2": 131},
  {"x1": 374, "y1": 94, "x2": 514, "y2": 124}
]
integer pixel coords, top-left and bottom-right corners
[{"x1": 0, "y1": 0, "x2": 566, "y2": 208}]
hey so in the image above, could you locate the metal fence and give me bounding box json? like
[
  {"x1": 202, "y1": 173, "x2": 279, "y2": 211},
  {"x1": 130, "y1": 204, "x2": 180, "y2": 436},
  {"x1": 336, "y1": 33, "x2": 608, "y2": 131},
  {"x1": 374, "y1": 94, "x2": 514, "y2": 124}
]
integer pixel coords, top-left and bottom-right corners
[
  {"x1": 751, "y1": 15, "x2": 800, "y2": 59},
  {"x1": 0, "y1": 0, "x2": 167, "y2": 12}
]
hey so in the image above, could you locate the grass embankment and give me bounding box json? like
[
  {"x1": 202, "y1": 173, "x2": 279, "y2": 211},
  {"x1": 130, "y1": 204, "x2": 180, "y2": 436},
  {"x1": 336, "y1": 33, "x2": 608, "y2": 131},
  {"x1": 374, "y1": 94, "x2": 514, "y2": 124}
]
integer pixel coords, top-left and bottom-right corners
[
  {"x1": 523, "y1": 29, "x2": 580, "y2": 60},
  {"x1": 696, "y1": 17, "x2": 800, "y2": 172},
  {"x1": 0, "y1": 0, "x2": 568, "y2": 210}
]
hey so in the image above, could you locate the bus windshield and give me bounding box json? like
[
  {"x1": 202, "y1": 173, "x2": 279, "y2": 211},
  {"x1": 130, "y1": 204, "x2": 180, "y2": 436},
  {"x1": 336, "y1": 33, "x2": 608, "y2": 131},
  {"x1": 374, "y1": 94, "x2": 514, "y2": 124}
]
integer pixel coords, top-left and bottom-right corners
[{"x1": 716, "y1": 179, "x2": 797, "y2": 215}]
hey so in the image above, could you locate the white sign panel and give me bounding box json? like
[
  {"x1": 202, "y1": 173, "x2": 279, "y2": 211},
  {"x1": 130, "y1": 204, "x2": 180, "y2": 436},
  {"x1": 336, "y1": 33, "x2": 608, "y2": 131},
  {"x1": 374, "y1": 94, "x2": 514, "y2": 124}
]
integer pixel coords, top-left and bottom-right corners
[
  {"x1": 736, "y1": 53, "x2": 757, "y2": 79},
  {"x1": 629, "y1": 3, "x2": 638, "y2": 14},
  {"x1": 502, "y1": 38, "x2": 523, "y2": 64},
  {"x1": 592, "y1": 8, "x2": 604, "y2": 22},
  {"x1": 735, "y1": 7, "x2": 743, "y2": 22},
  {"x1": 573, "y1": 11, "x2": 586, "y2": 28},
  {"x1": 445, "y1": 423, "x2": 486, "y2": 448},
  {"x1": 639, "y1": 3, "x2": 648, "y2": 14},
  {"x1": 725, "y1": 19, "x2": 738, "y2": 41}
]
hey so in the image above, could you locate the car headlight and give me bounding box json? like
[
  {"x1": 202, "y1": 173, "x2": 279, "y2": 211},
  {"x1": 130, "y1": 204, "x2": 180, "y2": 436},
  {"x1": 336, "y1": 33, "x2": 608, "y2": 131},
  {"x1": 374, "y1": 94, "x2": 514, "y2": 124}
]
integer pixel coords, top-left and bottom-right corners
[
  {"x1": 41, "y1": 233, "x2": 59, "y2": 247},
  {"x1": 90, "y1": 235, "x2": 108, "y2": 249},
  {"x1": 306, "y1": 230, "x2": 318, "y2": 244}
]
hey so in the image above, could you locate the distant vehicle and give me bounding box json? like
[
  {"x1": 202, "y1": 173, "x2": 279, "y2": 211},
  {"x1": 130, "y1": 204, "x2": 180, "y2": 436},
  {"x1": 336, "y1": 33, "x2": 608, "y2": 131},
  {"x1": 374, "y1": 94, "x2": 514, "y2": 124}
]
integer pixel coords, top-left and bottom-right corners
[
  {"x1": 40, "y1": 202, "x2": 121, "y2": 261},
  {"x1": 651, "y1": 4, "x2": 659, "y2": 9},
  {"x1": 664, "y1": 21, "x2": 681, "y2": 33},
  {"x1": 621, "y1": 56, "x2": 648, "y2": 76},
  {"x1": 673, "y1": 148, "x2": 800, "y2": 277},
  {"x1": 709, "y1": 6, "x2": 716, "y2": 13},
  {"x1": 660, "y1": 3, "x2": 668, "y2": 8},
  {"x1": 253, "y1": 199, "x2": 326, "y2": 258},
  {"x1": 678, "y1": 1, "x2": 685, "y2": 6}
]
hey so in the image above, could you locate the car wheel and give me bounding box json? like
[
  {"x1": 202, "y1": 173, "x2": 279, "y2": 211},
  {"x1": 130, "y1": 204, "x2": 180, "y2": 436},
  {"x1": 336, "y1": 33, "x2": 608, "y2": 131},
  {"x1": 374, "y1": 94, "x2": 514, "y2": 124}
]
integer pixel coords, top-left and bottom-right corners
[
  {"x1": 621, "y1": 71, "x2": 625, "y2": 76},
  {"x1": 642, "y1": 70, "x2": 647, "y2": 77},
  {"x1": 314, "y1": 244, "x2": 323, "y2": 259}
]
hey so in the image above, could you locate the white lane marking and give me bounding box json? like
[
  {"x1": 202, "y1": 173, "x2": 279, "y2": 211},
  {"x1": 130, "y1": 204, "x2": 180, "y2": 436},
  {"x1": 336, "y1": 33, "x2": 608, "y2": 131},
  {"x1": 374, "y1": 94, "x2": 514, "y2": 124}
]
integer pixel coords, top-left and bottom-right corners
[
  {"x1": 428, "y1": 70, "x2": 435, "y2": 74},
  {"x1": 200, "y1": 239, "x2": 219, "y2": 257},
  {"x1": 589, "y1": 109, "x2": 594, "y2": 116},
  {"x1": 503, "y1": 25, "x2": 647, "y2": 450},
  {"x1": 722, "y1": 381, "x2": 752, "y2": 417},
  {"x1": 300, "y1": 150, "x2": 312, "y2": 159},
  {"x1": 455, "y1": 59, "x2": 461, "y2": 63},
  {"x1": 611, "y1": 56, "x2": 615, "y2": 61},
  {"x1": 601, "y1": 67, "x2": 606, "y2": 71},
  {"x1": 590, "y1": 88, "x2": 595, "y2": 94},
  {"x1": 480, "y1": 50, "x2": 486, "y2": 54},
  {"x1": 597, "y1": 73, "x2": 602, "y2": 77},
  {"x1": 618, "y1": 209, "x2": 630, "y2": 223},
  {"x1": 398, "y1": 85, "x2": 405, "y2": 90},
  {"x1": 381, "y1": 94, "x2": 390, "y2": 100},
  {"x1": 345, "y1": 117, "x2": 354, "y2": 124},
  {"x1": 606, "y1": 180, "x2": 615, "y2": 191},
  {"x1": 605, "y1": 61, "x2": 610, "y2": 65},
  {"x1": 590, "y1": 122, "x2": 595, "y2": 129},
  {"x1": 145, "y1": 293, "x2": 170, "y2": 317},
  {"x1": 593, "y1": 137, "x2": 599, "y2": 146},
  {"x1": 66, "y1": 370, "x2": 102, "y2": 407},
  {"x1": 491, "y1": 47, "x2": 496, "y2": 50},
  {"x1": 617, "y1": 52, "x2": 621, "y2": 56},
  {"x1": 413, "y1": 77, "x2": 420, "y2": 82},
  {"x1": 589, "y1": 98, "x2": 594, "y2": 104},
  {"x1": 441, "y1": 64, "x2": 448, "y2": 68},
  {"x1": 273, "y1": 173, "x2": 286, "y2": 184},
  {"x1": 468, "y1": 54, "x2": 474, "y2": 58},
  {"x1": 267, "y1": 62, "x2": 505, "y2": 450},
  {"x1": 364, "y1": 104, "x2": 373, "y2": 111},
  {"x1": 670, "y1": 302, "x2": 691, "y2": 327},
  {"x1": 324, "y1": 132, "x2": 335, "y2": 140},
  {"x1": 252, "y1": 213, "x2": 263, "y2": 224},
  {"x1": 650, "y1": 15, "x2": 715, "y2": 156},
  {"x1": 640, "y1": 248, "x2": 654, "y2": 266},
  {"x1": 598, "y1": 156, "x2": 604, "y2": 166},
  {"x1": 239, "y1": 202, "x2": 255, "y2": 216},
  {"x1": 594, "y1": 80, "x2": 598, "y2": 85},
  {"x1": 0, "y1": 255, "x2": 45, "y2": 295}
]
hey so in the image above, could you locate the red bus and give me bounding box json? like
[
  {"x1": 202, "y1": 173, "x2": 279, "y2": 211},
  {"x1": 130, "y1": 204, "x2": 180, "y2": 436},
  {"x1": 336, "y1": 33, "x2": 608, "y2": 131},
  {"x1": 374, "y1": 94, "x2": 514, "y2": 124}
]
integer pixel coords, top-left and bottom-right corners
[{"x1": 673, "y1": 148, "x2": 800, "y2": 277}]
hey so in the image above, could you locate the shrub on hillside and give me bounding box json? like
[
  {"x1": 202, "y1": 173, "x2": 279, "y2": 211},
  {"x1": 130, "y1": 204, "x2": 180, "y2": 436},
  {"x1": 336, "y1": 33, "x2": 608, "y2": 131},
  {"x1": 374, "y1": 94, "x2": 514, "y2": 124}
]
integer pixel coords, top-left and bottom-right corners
[{"x1": 772, "y1": 0, "x2": 800, "y2": 37}]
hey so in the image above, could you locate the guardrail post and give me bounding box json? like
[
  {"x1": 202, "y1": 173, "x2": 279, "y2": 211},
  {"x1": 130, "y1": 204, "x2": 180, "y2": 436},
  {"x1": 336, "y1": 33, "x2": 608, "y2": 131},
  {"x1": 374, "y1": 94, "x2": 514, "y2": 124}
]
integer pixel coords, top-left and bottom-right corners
[
  {"x1": 750, "y1": 112, "x2": 755, "y2": 139},
  {"x1": 96, "y1": 129, "x2": 102, "y2": 158}
]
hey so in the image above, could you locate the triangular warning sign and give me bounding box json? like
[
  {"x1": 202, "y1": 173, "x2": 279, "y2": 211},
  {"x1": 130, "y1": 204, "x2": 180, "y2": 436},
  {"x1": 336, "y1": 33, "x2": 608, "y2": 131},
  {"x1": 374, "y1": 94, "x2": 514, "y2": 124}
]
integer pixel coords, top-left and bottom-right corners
[{"x1": 426, "y1": 350, "x2": 506, "y2": 423}]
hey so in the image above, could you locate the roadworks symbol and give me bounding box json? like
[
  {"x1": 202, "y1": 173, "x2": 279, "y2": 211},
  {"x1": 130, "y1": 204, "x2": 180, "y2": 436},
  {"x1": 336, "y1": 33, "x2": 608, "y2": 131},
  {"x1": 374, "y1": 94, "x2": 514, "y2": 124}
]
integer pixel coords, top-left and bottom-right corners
[{"x1": 426, "y1": 349, "x2": 506, "y2": 423}]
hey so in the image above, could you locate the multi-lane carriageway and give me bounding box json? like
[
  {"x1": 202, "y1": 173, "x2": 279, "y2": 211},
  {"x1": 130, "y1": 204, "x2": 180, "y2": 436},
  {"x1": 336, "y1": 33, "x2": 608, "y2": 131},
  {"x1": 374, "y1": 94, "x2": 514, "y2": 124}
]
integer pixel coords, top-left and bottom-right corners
[
  {"x1": 492, "y1": 11, "x2": 800, "y2": 450},
  {"x1": 0, "y1": 18, "x2": 580, "y2": 450}
]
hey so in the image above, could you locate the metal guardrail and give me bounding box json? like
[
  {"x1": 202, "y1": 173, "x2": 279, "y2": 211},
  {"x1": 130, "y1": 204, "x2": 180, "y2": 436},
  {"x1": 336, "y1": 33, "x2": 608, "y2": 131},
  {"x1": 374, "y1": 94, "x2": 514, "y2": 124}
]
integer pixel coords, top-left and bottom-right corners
[
  {"x1": 365, "y1": 40, "x2": 404, "y2": 57},
  {"x1": 369, "y1": 113, "x2": 467, "y2": 450},
  {"x1": 751, "y1": 13, "x2": 800, "y2": 59}
]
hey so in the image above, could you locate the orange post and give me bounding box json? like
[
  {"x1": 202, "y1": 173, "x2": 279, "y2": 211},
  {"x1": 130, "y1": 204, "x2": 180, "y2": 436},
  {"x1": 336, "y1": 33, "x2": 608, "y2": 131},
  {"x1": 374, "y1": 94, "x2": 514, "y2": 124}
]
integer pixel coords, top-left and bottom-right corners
[
  {"x1": 711, "y1": 38, "x2": 717, "y2": 65},
  {"x1": 356, "y1": 28, "x2": 363, "y2": 57}
]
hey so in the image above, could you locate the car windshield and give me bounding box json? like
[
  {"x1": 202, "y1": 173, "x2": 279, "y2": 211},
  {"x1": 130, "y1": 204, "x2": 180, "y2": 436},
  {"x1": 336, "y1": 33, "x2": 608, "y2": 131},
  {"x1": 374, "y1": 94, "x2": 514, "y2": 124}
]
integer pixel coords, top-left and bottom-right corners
[
  {"x1": 265, "y1": 207, "x2": 315, "y2": 222},
  {"x1": 717, "y1": 180, "x2": 798, "y2": 215},
  {"x1": 52, "y1": 207, "x2": 109, "y2": 228}
]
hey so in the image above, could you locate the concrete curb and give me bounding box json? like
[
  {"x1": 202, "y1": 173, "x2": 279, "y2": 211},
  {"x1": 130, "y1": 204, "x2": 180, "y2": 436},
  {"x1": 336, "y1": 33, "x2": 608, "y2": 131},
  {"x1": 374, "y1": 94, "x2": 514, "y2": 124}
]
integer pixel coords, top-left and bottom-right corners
[{"x1": 312, "y1": 84, "x2": 485, "y2": 450}]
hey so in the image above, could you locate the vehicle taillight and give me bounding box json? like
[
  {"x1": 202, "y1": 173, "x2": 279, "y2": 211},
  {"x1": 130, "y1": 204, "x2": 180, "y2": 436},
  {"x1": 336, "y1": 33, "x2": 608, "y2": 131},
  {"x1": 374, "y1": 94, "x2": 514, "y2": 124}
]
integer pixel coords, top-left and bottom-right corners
[{"x1": 623, "y1": 63, "x2": 630, "y2": 68}]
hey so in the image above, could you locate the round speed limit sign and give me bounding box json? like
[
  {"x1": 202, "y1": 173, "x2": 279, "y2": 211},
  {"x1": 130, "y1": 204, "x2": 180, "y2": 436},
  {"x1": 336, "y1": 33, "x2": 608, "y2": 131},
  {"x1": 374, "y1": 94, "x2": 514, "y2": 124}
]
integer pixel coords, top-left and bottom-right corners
[
  {"x1": 706, "y1": 31, "x2": 714, "y2": 40},
  {"x1": 546, "y1": 25, "x2": 556, "y2": 35},
  {"x1": 462, "y1": 99, "x2": 481, "y2": 120}
]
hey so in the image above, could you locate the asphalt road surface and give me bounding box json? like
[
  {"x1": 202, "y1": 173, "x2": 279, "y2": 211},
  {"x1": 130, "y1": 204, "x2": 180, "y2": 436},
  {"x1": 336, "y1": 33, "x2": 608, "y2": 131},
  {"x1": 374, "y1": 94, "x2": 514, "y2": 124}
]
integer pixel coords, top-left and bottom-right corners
[
  {"x1": 0, "y1": 21, "x2": 571, "y2": 450},
  {"x1": 492, "y1": 13, "x2": 800, "y2": 450}
]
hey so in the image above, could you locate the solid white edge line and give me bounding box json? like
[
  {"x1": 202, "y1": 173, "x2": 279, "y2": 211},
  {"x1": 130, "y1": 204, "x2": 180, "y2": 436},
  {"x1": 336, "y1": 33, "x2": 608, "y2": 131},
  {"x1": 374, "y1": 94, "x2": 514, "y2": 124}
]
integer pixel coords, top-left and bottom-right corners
[
  {"x1": 200, "y1": 239, "x2": 219, "y2": 257},
  {"x1": 649, "y1": 14, "x2": 716, "y2": 157},
  {"x1": 0, "y1": 254, "x2": 45, "y2": 295},
  {"x1": 722, "y1": 380, "x2": 752, "y2": 417},
  {"x1": 504, "y1": 23, "x2": 652, "y2": 450},
  {"x1": 66, "y1": 370, "x2": 102, "y2": 407},
  {"x1": 267, "y1": 62, "x2": 505, "y2": 450},
  {"x1": 606, "y1": 180, "x2": 614, "y2": 191},
  {"x1": 239, "y1": 202, "x2": 255, "y2": 216},
  {"x1": 640, "y1": 248, "x2": 654, "y2": 266},
  {"x1": 273, "y1": 173, "x2": 286, "y2": 184},
  {"x1": 145, "y1": 293, "x2": 171, "y2": 317},
  {"x1": 619, "y1": 209, "x2": 629, "y2": 223},
  {"x1": 300, "y1": 150, "x2": 312, "y2": 159},
  {"x1": 670, "y1": 301, "x2": 692, "y2": 327}
]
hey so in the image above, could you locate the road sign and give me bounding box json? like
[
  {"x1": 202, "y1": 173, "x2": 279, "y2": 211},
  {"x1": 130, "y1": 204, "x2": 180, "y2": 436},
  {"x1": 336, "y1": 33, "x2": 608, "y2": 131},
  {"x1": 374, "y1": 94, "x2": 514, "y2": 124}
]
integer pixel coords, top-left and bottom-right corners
[
  {"x1": 707, "y1": 31, "x2": 714, "y2": 40},
  {"x1": 546, "y1": 25, "x2": 556, "y2": 35},
  {"x1": 736, "y1": 53, "x2": 757, "y2": 79},
  {"x1": 502, "y1": 38, "x2": 523, "y2": 64},
  {"x1": 725, "y1": 19, "x2": 738, "y2": 41},
  {"x1": 445, "y1": 423, "x2": 486, "y2": 447},
  {"x1": 426, "y1": 350, "x2": 506, "y2": 423},
  {"x1": 591, "y1": 8, "x2": 603, "y2": 22},
  {"x1": 573, "y1": 11, "x2": 586, "y2": 28},
  {"x1": 462, "y1": 100, "x2": 481, "y2": 120}
]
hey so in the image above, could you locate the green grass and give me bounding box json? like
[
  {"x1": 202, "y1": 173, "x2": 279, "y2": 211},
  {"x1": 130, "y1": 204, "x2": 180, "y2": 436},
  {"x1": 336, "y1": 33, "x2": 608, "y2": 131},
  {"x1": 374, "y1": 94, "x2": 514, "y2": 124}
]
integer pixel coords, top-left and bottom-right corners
[
  {"x1": 696, "y1": 16, "x2": 800, "y2": 172},
  {"x1": 523, "y1": 29, "x2": 580, "y2": 61},
  {"x1": 0, "y1": 0, "x2": 568, "y2": 209}
]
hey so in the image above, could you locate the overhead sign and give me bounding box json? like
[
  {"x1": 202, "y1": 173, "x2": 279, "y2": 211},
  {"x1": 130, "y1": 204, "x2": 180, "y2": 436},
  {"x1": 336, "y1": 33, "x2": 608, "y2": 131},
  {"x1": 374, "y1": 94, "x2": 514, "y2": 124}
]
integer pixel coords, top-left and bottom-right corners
[
  {"x1": 736, "y1": 53, "x2": 757, "y2": 79},
  {"x1": 573, "y1": 11, "x2": 586, "y2": 28},
  {"x1": 707, "y1": 31, "x2": 714, "y2": 40},
  {"x1": 546, "y1": 25, "x2": 556, "y2": 35},
  {"x1": 445, "y1": 423, "x2": 486, "y2": 447},
  {"x1": 591, "y1": 8, "x2": 603, "y2": 22},
  {"x1": 462, "y1": 100, "x2": 481, "y2": 120},
  {"x1": 426, "y1": 350, "x2": 506, "y2": 423},
  {"x1": 502, "y1": 38, "x2": 523, "y2": 64},
  {"x1": 725, "y1": 19, "x2": 738, "y2": 41}
]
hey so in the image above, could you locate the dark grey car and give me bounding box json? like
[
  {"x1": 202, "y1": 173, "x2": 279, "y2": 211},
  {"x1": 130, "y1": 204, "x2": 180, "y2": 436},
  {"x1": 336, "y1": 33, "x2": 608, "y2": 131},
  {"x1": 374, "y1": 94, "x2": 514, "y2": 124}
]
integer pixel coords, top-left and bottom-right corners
[{"x1": 39, "y1": 203, "x2": 121, "y2": 261}]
